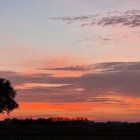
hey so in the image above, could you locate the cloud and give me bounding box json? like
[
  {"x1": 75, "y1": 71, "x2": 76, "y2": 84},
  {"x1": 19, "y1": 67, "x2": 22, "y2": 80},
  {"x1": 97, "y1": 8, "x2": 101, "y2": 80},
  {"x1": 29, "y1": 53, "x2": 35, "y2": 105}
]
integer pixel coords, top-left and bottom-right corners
[
  {"x1": 1, "y1": 62, "x2": 140, "y2": 103},
  {"x1": 77, "y1": 35, "x2": 121, "y2": 44},
  {"x1": 0, "y1": 71, "x2": 51, "y2": 85},
  {"x1": 98, "y1": 10, "x2": 140, "y2": 27},
  {"x1": 93, "y1": 62, "x2": 140, "y2": 72},
  {"x1": 42, "y1": 62, "x2": 140, "y2": 72},
  {"x1": 43, "y1": 66, "x2": 88, "y2": 71},
  {"x1": 47, "y1": 10, "x2": 140, "y2": 27}
]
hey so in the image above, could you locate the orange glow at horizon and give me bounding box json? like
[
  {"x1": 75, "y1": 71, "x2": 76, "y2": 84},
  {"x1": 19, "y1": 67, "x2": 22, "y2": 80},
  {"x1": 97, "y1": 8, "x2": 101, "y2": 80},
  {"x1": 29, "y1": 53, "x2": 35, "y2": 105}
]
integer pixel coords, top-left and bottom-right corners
[{"x1": 0, "y1": 95, "x2": 139, "y2": 121}]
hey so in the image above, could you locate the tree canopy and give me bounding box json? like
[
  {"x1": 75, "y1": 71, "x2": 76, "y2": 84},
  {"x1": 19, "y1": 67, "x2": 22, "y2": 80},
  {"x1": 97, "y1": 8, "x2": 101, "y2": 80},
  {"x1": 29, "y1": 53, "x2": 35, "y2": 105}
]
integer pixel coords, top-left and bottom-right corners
[{"x1": 0, "y1": 78, "x2": 19, "y2": 114}]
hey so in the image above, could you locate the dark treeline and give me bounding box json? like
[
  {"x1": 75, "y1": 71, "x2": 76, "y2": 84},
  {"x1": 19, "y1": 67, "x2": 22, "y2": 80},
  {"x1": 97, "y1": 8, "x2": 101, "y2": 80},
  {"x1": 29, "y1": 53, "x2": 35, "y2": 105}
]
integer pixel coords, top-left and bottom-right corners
[
  {"x1": 1, "y1": 117, "x2": 140, "y2": 128},
  {"x1": 1, "y1": 117, "x2": 140, "y2": 126},
  {"x1": 1, "y1": 118, "x2": 140, "y2": 137},
  {"x1": 2, "y1": 117, "x2": 89, "y2": 126}
]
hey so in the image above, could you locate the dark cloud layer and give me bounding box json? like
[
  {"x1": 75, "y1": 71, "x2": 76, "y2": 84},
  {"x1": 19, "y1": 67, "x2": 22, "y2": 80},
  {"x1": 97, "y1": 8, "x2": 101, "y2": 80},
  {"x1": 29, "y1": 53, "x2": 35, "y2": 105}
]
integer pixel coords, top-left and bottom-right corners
[
  {"x1": 48, "y1": 10, "x2": 140, "y2": 27},
  {"x1": 1, "y1": 62, "x2": 140, "y2": 103}
]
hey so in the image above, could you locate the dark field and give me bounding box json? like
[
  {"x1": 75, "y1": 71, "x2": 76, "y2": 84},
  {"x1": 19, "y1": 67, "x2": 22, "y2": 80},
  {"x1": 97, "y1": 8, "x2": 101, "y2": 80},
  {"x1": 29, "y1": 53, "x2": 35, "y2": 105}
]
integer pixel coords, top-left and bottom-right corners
[{"x1": 1, "y1": 118, "x2": 140, "y2": 140}]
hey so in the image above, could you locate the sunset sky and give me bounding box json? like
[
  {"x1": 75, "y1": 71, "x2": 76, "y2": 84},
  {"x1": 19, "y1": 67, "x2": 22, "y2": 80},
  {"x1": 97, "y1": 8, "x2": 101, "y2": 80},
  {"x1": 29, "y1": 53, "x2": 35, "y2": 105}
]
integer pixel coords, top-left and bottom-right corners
[{"x1": 0, "y1": 0, "x2": 140, "y2": 122}]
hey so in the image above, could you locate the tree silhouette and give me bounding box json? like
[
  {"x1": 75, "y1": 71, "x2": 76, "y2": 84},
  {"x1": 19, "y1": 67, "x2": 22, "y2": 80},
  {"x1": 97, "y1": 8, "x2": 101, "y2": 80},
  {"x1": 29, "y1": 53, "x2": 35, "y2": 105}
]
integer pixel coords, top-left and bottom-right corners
[{"x1": 0, "y1": 78, "x2": 19, "y2": 114}]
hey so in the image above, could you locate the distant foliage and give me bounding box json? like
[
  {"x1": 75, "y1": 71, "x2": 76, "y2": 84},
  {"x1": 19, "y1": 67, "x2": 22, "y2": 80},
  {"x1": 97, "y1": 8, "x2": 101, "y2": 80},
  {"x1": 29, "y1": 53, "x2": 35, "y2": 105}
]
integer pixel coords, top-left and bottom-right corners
[
  {"x1": 0, "y1": 78, "x2": 19, "y2": 114},
  {"x1": 0, "y1": 118, "x2": 140, "y2": 136},
  {"x1": 10, "y1": 117, "x2": 90, "y2": 126}
]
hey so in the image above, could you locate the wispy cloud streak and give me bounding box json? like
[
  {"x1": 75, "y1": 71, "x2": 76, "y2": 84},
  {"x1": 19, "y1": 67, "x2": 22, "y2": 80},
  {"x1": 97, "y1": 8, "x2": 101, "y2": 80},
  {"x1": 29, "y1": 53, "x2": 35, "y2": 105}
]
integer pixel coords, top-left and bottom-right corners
[{"x1": 48, "y1": 10, "x2": 140, "y2": 27}]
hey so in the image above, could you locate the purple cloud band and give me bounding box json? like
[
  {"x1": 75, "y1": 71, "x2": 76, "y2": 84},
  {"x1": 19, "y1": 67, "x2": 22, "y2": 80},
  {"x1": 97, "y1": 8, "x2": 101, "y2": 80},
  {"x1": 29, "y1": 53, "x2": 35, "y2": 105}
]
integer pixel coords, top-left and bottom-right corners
[{"x1": 1, "y1": 62, "x2": 140, "y2": 103}]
